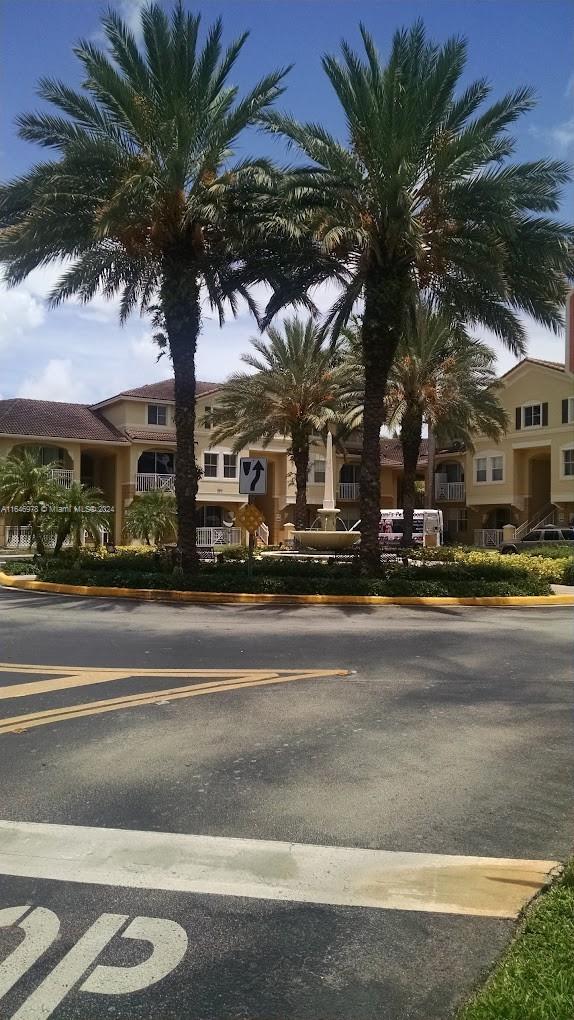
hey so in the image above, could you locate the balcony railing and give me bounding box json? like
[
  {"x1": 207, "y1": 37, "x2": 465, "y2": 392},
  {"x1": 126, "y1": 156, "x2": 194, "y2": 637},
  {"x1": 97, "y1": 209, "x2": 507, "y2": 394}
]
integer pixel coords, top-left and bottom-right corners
[
  {"x1": 474, "y1": 529, "x2": 503, "y2": 548},
  {"x1": 337, "y1": 482, "x2": 360, "y2": 500},
  {"x1": 48, "y1": 468, "x2": 74, "y2": 488},
  {"x1": 136, "y1": 472, "x2": 175, "y2": 492},
  {"x1": 197, "y1": 526, "x2": 242, "y2": 547},
  {"x1": 435, "y1": 480, "x2": 465, "y2": 502}
]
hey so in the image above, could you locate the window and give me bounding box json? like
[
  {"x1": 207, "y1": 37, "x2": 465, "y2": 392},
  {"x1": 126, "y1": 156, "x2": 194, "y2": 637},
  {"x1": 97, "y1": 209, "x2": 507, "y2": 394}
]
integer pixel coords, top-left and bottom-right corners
[
  {"x1": 562, "y1": 397, "x2": 574, "y2": 424},
  {"x1": 313, "y1": 460, "x2": 326, "y2": 484},
  {"x1": 563, "y1": 448, "x2": 574, "y2": 477},
  {"x1": 137, "y1": 450, "x2": 174, "y2": 474},
  {"x1": 147, "y1": 404, "x2": 167, "y2": 425},
  {"x1": 475, "y1": 454, "x2": 504, "y2": 483},
  {"x1": 203, "y1": 452, "x2": 218, "y2": 478},
  {"x1": 223, "y1": 454, "x2": 237, "y2": 479},
  {"x1": 523, "y1": 403, "x2": 541, "y2": 428},
  {"x1": 523, "y1": 531, "x2": 542, "y2": 542},
  {"x1": 543, "y1": 530, "x2": 562, "y2": 541},
  {"x1": 491, "y1": 456, "x2": 503, "y2": 482},
  {"x1": 203, "y1": 406, "x2": 212, "y2": 429},
  {"x1": 446, "y1": 509, "x2": 467, "y2": 535},
  {"x1": 197, "y1": 505, "x2": 222, "y2": 528},
  {"x1": 475, "y1": 457, "x2": 487, "y2": 482}
]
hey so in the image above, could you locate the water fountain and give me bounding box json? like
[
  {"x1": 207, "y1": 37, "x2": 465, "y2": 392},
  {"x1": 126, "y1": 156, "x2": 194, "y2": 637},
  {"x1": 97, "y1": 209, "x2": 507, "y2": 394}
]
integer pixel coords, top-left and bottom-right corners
[{"x1": 290, "y1": 432, "x2": 361, "y2": 551}]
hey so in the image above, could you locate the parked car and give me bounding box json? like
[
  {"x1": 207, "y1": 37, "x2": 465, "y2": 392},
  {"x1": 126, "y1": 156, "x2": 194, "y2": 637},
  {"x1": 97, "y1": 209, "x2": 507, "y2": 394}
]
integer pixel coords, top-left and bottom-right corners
[{"x1": 501, "y1": 527, "x2": 574, "y2": 554}]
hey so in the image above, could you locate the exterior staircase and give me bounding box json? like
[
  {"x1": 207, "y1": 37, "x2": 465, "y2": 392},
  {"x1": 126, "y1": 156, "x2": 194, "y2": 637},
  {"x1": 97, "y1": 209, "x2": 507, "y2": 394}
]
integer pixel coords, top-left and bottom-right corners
[{"x1": 514, "y1": 503, "x2": 557, "y2": 540}]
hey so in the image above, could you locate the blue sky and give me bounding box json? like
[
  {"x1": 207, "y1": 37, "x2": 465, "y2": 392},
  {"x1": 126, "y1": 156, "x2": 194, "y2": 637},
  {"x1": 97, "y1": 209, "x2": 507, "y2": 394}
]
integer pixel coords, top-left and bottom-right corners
[{"x1": 1, "y1": 0, "x2": 573, "y2": 404}]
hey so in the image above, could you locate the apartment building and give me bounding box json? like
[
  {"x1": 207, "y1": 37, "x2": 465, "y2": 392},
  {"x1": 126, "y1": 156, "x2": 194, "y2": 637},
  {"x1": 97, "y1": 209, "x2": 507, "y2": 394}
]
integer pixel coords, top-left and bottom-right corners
[{"x1": 1, "y1": 341, "x2": 572, "y2": 549}]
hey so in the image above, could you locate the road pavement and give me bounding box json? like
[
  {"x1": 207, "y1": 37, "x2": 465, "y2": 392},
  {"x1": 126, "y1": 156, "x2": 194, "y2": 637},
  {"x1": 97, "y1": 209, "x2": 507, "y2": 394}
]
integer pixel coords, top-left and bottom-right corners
[{"x1": 0, "y1": 585, "x2": 572, "y2": 1019}]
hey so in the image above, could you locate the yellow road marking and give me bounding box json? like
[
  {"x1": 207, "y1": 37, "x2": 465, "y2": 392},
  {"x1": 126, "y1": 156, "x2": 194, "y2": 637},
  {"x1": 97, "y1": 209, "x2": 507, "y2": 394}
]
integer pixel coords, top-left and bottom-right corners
[
  {"x1": 0, "y1": 669, "x2": 278, "y2": 700},
  {"x1": 0, "y1": 669, "x2": 347, "y2": 734},
  {"x1": 0, "y1": 663, "x2": 306, "y2": 676}
]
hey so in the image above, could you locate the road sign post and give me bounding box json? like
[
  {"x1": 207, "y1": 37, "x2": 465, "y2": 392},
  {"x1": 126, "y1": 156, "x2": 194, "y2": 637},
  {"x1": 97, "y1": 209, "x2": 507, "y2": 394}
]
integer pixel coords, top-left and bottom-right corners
[{"x1": 233, "y1": 503, "x2": 265, "y2": 580}]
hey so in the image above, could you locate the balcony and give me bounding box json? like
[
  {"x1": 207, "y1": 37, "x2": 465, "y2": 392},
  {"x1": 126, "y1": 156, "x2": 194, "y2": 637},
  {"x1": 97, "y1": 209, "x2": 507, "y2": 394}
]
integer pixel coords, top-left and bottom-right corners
[
  {"x1": 197, "y1": 526, "x2": 242, "y2": 547},
  {"x1": 434, "y1": 480, "x2": 465, "y2": 502},
  {"x1": 136, "y1": 472, "x2": 175, "y2": 493},
  {"x1": 48, "y1": 468, "x2": 74, "y2": 488},
  {"x1": 337, "y1": 482, "x2": 360, "y2": 501}
]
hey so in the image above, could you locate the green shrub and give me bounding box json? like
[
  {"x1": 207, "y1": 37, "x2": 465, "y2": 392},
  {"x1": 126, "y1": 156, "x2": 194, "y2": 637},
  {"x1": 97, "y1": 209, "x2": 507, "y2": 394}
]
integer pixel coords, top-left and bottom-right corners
[
  {"x1": 1, "y1": 559, "x2": 36, "y2": 575},
  {"x1": 35, "y1": 560, "x2": 551, "y2": 597},
  {"x1": 216, "y1": 544, "x2": 249, "y2": 562}
]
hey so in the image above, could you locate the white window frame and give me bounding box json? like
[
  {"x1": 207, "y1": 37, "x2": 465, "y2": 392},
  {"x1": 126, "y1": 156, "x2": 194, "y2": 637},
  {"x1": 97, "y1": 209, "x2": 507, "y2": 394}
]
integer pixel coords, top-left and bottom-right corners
[
  {"x1": 223, "y1": 453, "x2": 237, "y2": 479},
  {"x1": 313, "y1": 459, "x2": 326, "y2": 484},
  {"x1": 475, "y1": 457, "x2": 487, "y2": 483},
  {"x1": 521, "y1": 402, "x2": 543, "y2": 429},
  {"x1": 474, "y1": 452, "x2": 505, "y2": 484},
  {"x1": 565, "y1": 397, "x2": 574, "y2": 424},
  {"x1": 561, "y1": 444, "x2": 574, "y2": 479},
  {"x1": 147, "y1": 404, "x2": 168, "y2": 426},
  {"x1": 203, "y1": 452, "x2": 218, "y2": 478},
  {"x1": 491, "y1": 455, "x2": 504, "y2": 482}
]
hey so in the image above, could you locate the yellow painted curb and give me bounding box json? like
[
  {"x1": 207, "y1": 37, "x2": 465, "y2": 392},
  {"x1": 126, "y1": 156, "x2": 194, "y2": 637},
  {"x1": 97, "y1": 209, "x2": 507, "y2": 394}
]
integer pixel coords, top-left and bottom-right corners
[{"x1": 1, "y1": 572, "x2": 573, "y2": 608}]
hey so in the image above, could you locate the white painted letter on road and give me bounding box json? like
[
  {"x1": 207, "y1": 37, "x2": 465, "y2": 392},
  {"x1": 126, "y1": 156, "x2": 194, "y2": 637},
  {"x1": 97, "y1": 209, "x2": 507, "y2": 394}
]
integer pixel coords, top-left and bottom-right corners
[{"x1": 0, "y1": 909, "x2": 188, "y2": 1018}]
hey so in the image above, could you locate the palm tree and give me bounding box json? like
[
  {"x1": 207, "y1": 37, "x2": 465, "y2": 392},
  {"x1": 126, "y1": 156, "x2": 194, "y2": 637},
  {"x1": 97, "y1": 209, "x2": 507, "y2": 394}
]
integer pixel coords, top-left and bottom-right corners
[
  {"x1": 385, "y1": 307, "x2": 508, "y2": 545},
  {"x1": 210, "y1": 316, "x2": 350, "y2": 528},
  {"x1": 0, "y1": 3, "x2": 291, "y2": 571},
  {"x1": 124, "y1": 490, "x2": 177, "y2": 546},
  {"x1": 264, "y1": 21, "x2": 574, "y2": 570},
  {"x1": 50, "y1": 482, "x2": 112, "y2": 554},
  {"x1": 0, "y1": 451, "x2": 58, "y2": 554}
]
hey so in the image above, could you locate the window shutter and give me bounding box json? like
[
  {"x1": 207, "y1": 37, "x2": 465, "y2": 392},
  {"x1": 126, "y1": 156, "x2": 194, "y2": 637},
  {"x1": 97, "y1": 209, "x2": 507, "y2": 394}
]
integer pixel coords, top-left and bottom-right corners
[
  {"x1": 515, "y1": 407, "x2": 521, "y2": 430},
  {"x1": 563, "y1": 399, "x2": 569, "y2": 424},
  {"x1": 542, "y1": 402, "x2": 548, "y2": 426}
]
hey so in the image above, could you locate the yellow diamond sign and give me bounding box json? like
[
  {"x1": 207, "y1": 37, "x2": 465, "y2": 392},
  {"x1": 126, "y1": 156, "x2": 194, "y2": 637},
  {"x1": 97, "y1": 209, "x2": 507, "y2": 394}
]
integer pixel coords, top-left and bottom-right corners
[{"x1": 234, "y1": 504, "x2": 264, "y2": 533}]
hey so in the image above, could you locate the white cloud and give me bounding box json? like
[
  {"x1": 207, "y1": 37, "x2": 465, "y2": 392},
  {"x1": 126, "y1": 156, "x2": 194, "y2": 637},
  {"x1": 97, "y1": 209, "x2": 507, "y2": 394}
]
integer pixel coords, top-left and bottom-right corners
[
  {"x1": 0, "y1": 289, "x2": 45, "y2": 349},
  {"x1": 17, "y1": 359, "x2": 89, "y2": 402},
  {"x1": 550, "y1": 118, "x2": 574, "y2": 151},
  {"x1": 92, "y1": 0, "x2": 147, "y2": 46},
  {"x1": 475, "y1": 314, "x2": 565, "y2": 375}
]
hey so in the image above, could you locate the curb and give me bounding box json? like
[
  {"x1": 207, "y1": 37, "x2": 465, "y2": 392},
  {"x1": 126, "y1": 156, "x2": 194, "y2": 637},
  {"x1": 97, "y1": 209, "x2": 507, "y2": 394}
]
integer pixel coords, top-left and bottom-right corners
[{"x1": 1, "y1": 572, "x2": 573, "y2": 608}]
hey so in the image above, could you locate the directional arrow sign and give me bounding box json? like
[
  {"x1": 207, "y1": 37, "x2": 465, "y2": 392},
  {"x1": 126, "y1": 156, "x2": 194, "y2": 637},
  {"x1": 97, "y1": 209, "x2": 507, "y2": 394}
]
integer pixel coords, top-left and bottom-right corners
[{"x1": 239, "y1": 457, "x2": 267, "y2": 495}]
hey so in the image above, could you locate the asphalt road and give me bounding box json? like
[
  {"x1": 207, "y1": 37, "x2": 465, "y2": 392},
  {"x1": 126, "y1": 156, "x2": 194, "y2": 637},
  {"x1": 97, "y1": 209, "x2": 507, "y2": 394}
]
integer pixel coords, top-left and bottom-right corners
[{"x1": 0, "y1": 585, "x2": 572, "y2": 1019}]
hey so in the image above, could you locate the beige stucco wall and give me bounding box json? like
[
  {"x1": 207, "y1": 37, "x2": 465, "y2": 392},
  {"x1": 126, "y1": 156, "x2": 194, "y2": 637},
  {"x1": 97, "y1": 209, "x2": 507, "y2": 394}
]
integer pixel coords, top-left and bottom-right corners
[{"x1": 466, "y1": 362, "x2": 574, "y2": 511}]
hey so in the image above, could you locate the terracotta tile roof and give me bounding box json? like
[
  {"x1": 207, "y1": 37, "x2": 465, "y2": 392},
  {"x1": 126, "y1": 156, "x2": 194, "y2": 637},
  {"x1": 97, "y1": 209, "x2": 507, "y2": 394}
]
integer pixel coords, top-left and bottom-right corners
[
  {"x1": 124, "y1": 427, "x2": 177, "y2": 443},
  {"x1": 381, "y1": 437, "x2": 429, "y2": 468},
  {"x1": 102, "y1": 379, "x2": 221, "y2": 403},
  {"x1": 499, "y1": 357, "x2": 565, "y2": 379},
  {"x1": 0, "y1": 399, "x2": 128, "y2": 444}
]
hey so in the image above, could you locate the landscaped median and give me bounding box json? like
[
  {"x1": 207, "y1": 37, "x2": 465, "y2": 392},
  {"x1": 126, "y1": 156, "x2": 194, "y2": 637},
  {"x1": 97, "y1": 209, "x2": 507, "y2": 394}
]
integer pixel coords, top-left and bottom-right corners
[
  {"x1": 457, "y1": 859, "x2": 574, "y2": 1020},
  {"x1": 1, "y1": 545, "x2": 573, "y2": 606}
]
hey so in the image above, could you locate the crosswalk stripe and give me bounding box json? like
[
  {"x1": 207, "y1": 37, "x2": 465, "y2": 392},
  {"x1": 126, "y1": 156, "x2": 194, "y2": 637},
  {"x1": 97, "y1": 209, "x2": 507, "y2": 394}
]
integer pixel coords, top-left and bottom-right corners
[{"x1": 0, "y1": 820, "x2": 557, "y2": 919}]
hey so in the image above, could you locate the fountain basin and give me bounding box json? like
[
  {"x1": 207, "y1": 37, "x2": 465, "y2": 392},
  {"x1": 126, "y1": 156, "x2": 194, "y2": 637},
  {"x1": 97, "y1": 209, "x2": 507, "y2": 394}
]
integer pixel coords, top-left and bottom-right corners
[{"x1": 292, "y1": 530, "x2": 360, "y2": 551}]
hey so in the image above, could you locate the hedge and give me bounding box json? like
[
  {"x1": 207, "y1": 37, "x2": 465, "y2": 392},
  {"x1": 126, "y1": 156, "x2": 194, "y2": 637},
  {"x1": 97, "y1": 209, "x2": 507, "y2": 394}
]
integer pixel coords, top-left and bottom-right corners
[{"x1": 32, "y1": 562, "x2": 552, "y2": 597}]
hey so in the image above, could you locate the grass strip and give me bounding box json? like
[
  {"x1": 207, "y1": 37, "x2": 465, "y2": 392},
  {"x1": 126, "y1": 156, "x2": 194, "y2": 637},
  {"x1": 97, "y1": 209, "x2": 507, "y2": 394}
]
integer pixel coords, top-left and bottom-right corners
[{"x1": 458, "y1": 860, "x2": 574, "y2": 1020}]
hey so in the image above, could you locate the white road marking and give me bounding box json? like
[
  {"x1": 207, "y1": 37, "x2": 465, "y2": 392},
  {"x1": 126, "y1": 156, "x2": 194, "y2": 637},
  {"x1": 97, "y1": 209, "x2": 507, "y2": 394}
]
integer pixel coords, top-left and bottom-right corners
[
  {"x1": 0, "y1": 907, "x2": 59, "y2": 1000},
  {"x1": 11, "y1": 913, "x2": 127, "y2": 1020},
  {"x1": 0, "y1": 820, "x2": 557, "y2": 919},
  {"x1": 81, "y1": 916, "x2": 188, "y2": 995},
  {"x1": 0, "y1": 909, "x2": 188, "y2": 1018}
]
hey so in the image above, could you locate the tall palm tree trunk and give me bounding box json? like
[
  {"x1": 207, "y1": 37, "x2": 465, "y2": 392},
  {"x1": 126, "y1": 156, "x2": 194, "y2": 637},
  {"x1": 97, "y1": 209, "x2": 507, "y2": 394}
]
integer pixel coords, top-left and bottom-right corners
[
  {"x1": 360, "y1": 268, "x2": 409, "y2": 572},
  {"x1": 292, "y1": 441, "x2": 310, "y2": 530},
  {"x1": 161, "y1": 263, "x2": 201, "y2": 574},
  {"x1": 400, "y1": 407, "x2": 423, "y2": 547}
]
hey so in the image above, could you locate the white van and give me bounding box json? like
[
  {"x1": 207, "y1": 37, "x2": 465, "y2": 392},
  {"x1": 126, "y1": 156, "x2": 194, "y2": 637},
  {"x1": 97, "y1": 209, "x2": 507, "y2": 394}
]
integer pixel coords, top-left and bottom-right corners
[{"x1": 350, "y1": 509, "x2": 443, "y2": 546}]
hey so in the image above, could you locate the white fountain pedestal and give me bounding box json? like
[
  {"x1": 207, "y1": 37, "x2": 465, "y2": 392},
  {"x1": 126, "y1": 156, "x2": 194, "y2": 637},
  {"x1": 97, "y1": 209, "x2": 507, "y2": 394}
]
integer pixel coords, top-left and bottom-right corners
[{"x1": 316, "y1": 507, "x2": 340, "y2": 531}]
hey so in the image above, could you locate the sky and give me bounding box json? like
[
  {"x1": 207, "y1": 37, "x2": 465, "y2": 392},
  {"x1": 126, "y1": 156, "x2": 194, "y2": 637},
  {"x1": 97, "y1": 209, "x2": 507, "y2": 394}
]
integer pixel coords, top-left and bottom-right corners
[{"x1": 1, "y1": 0, "x2": 573, "y2": 405}]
